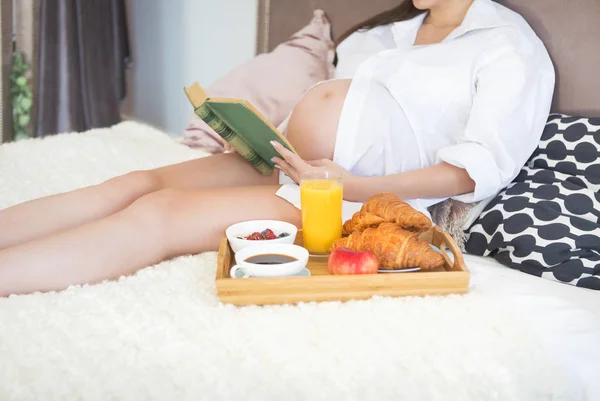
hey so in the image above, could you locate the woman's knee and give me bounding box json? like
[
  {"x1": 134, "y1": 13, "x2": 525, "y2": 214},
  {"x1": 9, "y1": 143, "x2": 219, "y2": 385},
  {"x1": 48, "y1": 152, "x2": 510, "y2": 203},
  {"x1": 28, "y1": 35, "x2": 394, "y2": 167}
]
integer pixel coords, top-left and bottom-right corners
[
  {"x1": 122, "y1": 188, "x2": 184, "y2": 241},
  {"x1": 102, "y1": 170, "x2": 163, "y2": 202}
]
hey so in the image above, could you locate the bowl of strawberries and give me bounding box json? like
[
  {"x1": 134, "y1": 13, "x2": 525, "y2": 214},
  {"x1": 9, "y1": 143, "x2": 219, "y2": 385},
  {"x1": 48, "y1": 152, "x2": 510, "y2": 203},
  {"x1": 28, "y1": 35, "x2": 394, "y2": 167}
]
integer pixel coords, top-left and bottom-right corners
[{"x1": 226, "y1": 220, "x2": 298, "y2": 253}]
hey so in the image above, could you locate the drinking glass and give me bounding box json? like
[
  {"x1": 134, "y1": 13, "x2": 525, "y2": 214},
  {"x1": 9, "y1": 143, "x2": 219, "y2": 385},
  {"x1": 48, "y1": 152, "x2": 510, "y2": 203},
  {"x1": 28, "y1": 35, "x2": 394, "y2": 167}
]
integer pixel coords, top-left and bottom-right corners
[{"x1": 299, "y1": 170, "x2": 343, "y2": 255}]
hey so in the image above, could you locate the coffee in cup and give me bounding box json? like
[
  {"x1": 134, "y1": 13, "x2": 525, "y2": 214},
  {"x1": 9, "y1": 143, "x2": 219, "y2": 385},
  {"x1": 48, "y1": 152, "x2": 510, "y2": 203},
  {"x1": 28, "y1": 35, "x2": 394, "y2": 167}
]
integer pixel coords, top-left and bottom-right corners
[{"x1": 230, "y1": 243, "x2": 309, "y2": 278}]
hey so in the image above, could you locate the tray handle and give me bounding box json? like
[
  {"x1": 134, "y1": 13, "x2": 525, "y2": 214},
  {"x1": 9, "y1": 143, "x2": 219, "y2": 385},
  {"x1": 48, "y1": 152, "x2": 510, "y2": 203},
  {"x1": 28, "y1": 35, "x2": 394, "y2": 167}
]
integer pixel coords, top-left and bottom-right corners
[{"x1": 433, "y1": 226, "x2": 468, "y2": 272}]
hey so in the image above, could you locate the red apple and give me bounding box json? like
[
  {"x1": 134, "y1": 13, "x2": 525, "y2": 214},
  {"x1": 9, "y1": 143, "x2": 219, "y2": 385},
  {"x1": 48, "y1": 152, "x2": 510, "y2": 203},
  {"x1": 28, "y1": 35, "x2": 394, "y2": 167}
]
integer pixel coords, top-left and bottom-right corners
[{"x1": 328, "y1": 248, "x2": 379, "y2": 275}]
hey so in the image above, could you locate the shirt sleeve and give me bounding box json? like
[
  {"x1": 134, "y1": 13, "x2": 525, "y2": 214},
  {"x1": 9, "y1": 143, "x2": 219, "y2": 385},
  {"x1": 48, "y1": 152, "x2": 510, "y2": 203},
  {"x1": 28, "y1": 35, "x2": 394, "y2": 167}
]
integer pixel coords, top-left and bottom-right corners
[{"x1": 436, "y1": 32, "x2": 555, "y2": 203}]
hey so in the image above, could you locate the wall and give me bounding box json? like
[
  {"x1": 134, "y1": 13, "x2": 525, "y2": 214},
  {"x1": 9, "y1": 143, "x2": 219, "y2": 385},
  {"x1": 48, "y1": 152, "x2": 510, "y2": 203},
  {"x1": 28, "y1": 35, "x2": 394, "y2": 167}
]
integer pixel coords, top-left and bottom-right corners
[{"x1": 122, "y1": 0, "x2": 258, "y2": 136}]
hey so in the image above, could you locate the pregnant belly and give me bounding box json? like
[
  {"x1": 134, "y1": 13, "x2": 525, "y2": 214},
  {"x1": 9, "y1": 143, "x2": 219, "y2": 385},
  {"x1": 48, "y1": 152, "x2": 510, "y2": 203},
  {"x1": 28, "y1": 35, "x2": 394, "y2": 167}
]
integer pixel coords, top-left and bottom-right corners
[{"x1": 285, "y1": 79, "x2": 352, "y2": 161}]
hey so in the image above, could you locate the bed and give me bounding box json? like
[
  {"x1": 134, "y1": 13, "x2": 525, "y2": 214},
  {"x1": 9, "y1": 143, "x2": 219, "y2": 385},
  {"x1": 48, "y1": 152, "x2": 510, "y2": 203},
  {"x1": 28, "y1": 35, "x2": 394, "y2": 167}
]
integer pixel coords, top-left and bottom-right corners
[{"x1": 1, "y1": 1, "x2": 600, "y2": 400}]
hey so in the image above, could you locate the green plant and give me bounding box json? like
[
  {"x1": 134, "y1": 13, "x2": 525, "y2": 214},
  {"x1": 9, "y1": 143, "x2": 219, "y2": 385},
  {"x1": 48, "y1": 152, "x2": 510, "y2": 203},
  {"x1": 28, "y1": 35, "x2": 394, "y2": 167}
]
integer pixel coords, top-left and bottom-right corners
[{"x1": 10, "y1": 51, "x2": 33, "y2": 140}]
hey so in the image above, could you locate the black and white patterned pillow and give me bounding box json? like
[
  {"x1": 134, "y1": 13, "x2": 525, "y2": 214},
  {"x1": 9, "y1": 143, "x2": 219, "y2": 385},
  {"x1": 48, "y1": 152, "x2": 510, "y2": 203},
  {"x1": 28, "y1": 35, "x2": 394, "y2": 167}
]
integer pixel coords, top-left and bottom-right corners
[{"x1": 465, "y1": 114, "x2": 600, "y2": 290}]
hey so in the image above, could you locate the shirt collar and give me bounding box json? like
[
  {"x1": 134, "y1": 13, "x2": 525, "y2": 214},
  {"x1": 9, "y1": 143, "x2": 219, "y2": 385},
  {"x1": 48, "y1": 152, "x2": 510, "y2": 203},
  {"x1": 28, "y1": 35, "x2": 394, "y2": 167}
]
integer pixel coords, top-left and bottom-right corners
[
  {"x1": 391, "y1": 0, "x2": 510, "y2": 46},
  {"x1": 391, "y1": 12, "x2": 427, "y2": 46},
  {"x1": 448, "y1": 0, "x2": 510, "y2": 39}
]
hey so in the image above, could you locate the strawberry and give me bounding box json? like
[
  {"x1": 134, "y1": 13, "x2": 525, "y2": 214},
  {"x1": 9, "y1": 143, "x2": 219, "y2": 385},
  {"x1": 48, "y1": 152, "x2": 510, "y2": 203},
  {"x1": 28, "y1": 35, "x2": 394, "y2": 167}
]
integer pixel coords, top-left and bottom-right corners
[{"x1": 247, "y1": 232, "x2": 262, "y2": 240}]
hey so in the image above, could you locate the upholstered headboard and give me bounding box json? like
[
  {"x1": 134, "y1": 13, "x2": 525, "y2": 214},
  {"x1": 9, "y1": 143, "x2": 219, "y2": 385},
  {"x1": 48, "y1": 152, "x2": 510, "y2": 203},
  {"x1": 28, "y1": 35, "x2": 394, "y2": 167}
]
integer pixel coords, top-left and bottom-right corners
[{"x1": 257, "y1": 0, "x2": 600, "y2": 117}]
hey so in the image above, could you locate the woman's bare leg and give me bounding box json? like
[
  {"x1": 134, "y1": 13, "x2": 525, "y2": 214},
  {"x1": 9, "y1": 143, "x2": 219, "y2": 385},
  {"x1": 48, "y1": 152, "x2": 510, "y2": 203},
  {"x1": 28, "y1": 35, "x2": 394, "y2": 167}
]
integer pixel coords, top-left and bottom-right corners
[
  {"x1": 0, "y1": 186, "x2": 299, "y2": 297},
  {"x1": 0, "y1": 153, "x2": 276, "y2": 250},
  {"x1": 0, "y1": 171, "x2": 161, "y2": 250}
]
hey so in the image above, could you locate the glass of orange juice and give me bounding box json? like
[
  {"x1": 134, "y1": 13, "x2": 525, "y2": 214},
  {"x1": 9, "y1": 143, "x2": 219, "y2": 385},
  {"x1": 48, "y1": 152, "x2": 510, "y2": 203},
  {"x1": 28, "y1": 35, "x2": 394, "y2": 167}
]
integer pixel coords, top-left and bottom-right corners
[{"x1": 299, "y1": 170, "x2": 343, "y2": 255}]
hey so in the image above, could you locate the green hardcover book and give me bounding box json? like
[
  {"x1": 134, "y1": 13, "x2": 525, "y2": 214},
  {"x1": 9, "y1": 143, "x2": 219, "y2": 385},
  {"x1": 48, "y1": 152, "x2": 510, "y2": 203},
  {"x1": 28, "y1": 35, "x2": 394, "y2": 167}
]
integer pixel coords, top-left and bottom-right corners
[{"x1": 184, "y1": 82, "x2": 297, "y2": 176}]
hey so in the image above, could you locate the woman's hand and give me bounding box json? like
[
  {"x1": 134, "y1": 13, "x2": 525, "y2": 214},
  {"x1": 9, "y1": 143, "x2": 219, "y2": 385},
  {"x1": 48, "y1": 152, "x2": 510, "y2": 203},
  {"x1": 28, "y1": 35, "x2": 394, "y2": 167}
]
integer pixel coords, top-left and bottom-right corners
[
  {"x1": 223, "y1": 142, "x2": 235, "y2": 153},
  {"x1": 270, "y1": 141, "x2": 358, "y2": 188}
]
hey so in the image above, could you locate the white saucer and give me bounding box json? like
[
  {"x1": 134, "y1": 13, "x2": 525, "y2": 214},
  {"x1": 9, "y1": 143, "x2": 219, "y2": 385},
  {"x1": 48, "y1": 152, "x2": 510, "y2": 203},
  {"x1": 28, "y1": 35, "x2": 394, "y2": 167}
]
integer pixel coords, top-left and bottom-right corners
[{"x1": 231, "y1": 267, "x2": 311, "y2": 279}]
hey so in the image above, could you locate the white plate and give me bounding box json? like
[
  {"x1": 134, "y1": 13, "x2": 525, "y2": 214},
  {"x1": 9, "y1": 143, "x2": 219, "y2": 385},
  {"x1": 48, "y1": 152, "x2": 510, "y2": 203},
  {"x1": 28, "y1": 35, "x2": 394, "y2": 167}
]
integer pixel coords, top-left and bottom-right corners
[
  {"x1": 376, "y1": 244, "x2": 443, "y2": 273},
  {"x1": 377, "y1": 267, "x2": 421, "y2": 273}
]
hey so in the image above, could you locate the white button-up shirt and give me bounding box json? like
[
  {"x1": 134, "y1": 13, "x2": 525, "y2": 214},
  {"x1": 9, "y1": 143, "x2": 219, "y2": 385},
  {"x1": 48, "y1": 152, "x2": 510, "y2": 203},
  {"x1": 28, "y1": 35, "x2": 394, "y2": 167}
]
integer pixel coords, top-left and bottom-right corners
[{"x1": 332, "y1": 0, "x2": 555, "y2": 208}]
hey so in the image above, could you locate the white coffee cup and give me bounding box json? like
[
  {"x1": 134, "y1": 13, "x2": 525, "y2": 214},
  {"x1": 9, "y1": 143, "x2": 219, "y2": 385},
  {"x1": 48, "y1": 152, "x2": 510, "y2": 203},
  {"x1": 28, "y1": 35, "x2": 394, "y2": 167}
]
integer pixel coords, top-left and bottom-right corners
[{"x1": 230, "y1": 243, "x2": 309, "y2": 278}]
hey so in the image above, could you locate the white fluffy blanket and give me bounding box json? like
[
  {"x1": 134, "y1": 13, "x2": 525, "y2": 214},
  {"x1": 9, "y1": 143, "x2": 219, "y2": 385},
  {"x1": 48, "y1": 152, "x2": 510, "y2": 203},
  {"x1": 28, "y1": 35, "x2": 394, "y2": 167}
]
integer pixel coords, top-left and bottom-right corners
[{"x1": 0, "y1": 122, "x2": 580, "y2": 400}]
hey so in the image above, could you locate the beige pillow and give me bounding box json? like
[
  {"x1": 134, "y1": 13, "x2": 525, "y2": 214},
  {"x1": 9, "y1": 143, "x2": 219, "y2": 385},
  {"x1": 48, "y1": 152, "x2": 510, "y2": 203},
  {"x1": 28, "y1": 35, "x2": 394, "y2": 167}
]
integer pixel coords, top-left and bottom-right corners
[{"x1": 183, "y1": 10, "x2": 335, "y2": 153}]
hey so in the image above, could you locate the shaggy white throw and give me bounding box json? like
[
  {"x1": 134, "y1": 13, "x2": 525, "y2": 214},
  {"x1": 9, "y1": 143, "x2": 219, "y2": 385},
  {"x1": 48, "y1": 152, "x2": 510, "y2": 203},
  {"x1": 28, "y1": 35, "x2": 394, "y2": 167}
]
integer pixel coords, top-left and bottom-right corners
[{"x1": 0, "y1": 122, "x2": 579, "y2": 400}]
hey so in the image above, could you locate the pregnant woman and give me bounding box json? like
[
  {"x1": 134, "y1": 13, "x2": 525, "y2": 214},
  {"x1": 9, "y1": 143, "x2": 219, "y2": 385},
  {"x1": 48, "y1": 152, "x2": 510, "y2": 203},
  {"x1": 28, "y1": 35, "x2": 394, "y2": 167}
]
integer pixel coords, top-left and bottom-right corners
[{"x1": 0, "y1": 0, "x2": 554, "y2": 296}]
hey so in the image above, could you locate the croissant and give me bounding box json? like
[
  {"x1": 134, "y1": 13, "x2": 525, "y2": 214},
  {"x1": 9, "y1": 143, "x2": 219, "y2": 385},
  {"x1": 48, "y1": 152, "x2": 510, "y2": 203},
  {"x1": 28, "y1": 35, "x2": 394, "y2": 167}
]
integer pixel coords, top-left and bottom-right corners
[
  {"x1": 342, "y1": 193, "x2": 432, "y2": 235},
  {"x1": 331, "y1": 223, "x2": 444, "y2": 270}
]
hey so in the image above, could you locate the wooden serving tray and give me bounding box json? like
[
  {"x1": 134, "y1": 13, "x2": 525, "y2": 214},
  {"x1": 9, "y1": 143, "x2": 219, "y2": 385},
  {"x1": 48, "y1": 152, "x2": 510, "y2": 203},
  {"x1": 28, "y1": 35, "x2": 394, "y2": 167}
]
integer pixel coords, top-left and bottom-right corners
[{"x1": 216, "y1": 226, "x2": 470, "y2": 306}]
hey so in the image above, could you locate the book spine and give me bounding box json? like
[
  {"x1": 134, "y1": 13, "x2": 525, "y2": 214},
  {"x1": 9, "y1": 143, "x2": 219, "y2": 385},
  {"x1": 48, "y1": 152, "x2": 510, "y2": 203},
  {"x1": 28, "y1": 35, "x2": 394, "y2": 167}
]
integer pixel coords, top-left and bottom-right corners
[{"x1": 194, "y1": 104, "x2": 273, "y2": 176}]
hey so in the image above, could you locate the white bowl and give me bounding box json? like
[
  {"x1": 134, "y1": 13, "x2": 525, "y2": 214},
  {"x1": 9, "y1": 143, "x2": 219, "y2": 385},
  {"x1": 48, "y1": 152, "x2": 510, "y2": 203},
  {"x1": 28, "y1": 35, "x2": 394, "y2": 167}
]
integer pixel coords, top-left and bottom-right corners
[
  {"x1": 231, "y1": 243, "x2": 309, "y2": 278},
  {"x1": 225, "y1": 220, "x2": 298, "y2": 253}
]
